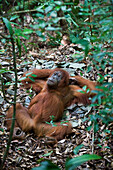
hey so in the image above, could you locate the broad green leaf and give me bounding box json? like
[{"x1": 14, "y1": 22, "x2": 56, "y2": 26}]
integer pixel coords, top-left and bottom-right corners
[
  {"x1": 66, "y1": 154, "x2": 101, "y2": 170},
  {"x1": 2, "y1": 17, "x2": 13, "y2": 36}
]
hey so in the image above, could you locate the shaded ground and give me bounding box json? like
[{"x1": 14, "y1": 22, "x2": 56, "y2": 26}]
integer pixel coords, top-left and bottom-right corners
[{"x1": 0, "y1": 23, "x2": 113, "y2": 169}]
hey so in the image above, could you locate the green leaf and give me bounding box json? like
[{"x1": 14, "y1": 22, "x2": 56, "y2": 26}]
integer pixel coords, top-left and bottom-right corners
[
  {"x1": 77, "y1": 89, "x2": 85, "y2": 94},
  {"x1": 54, "y1": 1, "x2": 63, "y2": 5},
  {"x1": 26, "y1": 72, "x2": 33, "y2": 76},
  {"x1": 0, "y1": 69, "x2": 11, "y2": 74},
  {"x1": 45, "y1": 5, "x2": 54, "y2": 14},
  {"x1": 19, "y1": 72, "x2": 36, "y2": 81},
  {"x1": 38, "y1": 21, "x2": 47, "y2": 29},
  {"x1": 48, "y1": 11, "x2": 57, "y2": 18},
  {"x1": 35, "y1": 30, "x2": 42, "y2": 36},
  {"x1": 14, "y1": 28, "x2": 29, "y2": 39},
  {"x1": 69, "y1": 16, "x2": 79, "y2": 27},
  {"x1": 46, "y1": 27, "x2": 61, "y2": 31},
  {"x1": 0, "y1": 128, "x2": 4, "y2": 132},
  {"x1": 23, "y1": 28, "x2": 33, "y2": 34},
  {"x1": 14, "y1": 28, "x2": 23, "y2": 36},
  {"x1": 2, "y1": 17, "x2": 13, "y2": 36},
  {"x1": 82, "y1": 85, "x2": 87, "y2": 91},
  {"x1": 16, "y1": 37, "x2": 21, "y2": 58},
  {"x1": 36, "y1": 6, "x2": 45, "y2": 13},
  {"x1": 52, "y1": 18, "x2": 60, "y2": 23},
  {"x1": 86, "y1": 88, "x2": 90, "y2": 93},
  {"x1": 94, "y1": 123, "x2": 99, "y2": 133},
  {"x1": 22, "y1": 42, "x2": 27, "y2": 53},
  {"x1": 87, "y1": 125, "x2": 92, "y2": 131},
  {"x1": 29, "y1": 77, "x2": 35, "y2": 82},
  {"x1": 97, "y1": 144, "x2": 102, "y2": 148},
  {"x1": 61, "y1": 6, "x2": 66, "y2": 11},
  {"x1": 32, "y1": 160, "x2": 60, "y2": 170},
  {"x1": 92, "y1": 95, "x2": 98, "y2": 103},
  {"x1": 34, "y1": 13, "x2": 45, "y2": 18},
  {"x1": 10, "y1": 15, "x2": 19, "y2": 21},
  {"x1": 1, "y1": 39, "x2": 6, "y2": 44},
  {"x1": 42, "y1": 151, "x2": 53, "y2": 157},
  {"x1": 19, "y1": 77, "x2": 26, "y2": 81},
  {"x1": 31, "y1": 74, "x2": 37, "y2": 78},
  {"x1": 66, "y1": 154, "x2": 101, "y2": 170},
  {"x1": 73, "y1": 144, "x2": 84, "y2": 155}
]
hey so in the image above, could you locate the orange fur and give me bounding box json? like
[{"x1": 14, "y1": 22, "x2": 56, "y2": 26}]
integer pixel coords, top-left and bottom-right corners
[{"x1": 6, "y1": 69, "x2": 99, "y2": 141}]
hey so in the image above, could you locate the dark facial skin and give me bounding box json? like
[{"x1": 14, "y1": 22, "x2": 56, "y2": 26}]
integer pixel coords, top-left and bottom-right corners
[{"x1": 47, "y1": 71, "x2": 62, "y2": 87}]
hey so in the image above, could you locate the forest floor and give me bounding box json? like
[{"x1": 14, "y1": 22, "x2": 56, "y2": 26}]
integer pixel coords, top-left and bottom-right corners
[{"x1": 0, "y1": 27, "x2": 113, "y2": 169}]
